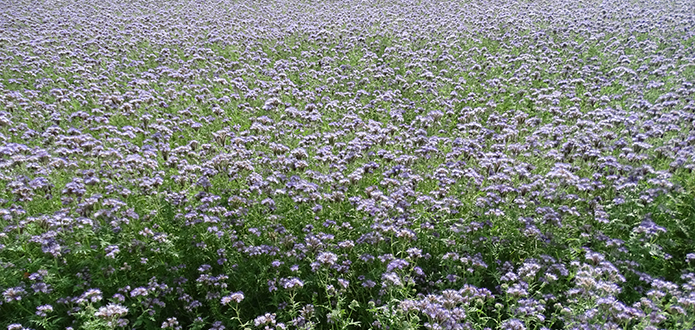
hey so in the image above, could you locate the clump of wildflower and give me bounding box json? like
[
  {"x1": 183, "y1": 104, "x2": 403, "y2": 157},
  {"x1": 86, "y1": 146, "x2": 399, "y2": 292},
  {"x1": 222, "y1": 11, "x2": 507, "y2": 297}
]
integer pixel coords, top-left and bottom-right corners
[
  {"x1": 254, "y1": 313, "x2": 277, "y2": 327},
  {"x1": 35, "y1": 304, "x2": 53, "y2": 317},
  {"x1": 311, "y1": 251, "x2": 338, "y2": 271},
  {"x1": 381, "y1": 272, "x2": 403, "y2": 288},
  {"x1": 281, "y1": 277, "x2": 304, "y2": 290},
  {"x1": 161, "y1": 317, "x2": 182, "y2": 330},
  {"x1": 3, "y1": 287, "x2": 26, "y2": 303},
  {"x1": 94, "y1": 303, "x2": 128, "y2": 318},
  {"x1": 130, "y1": 287, "x2": 149, "y2": 298},
  {"x1": 221, "y1": 291, "x2": 244, "y2": 305},
  {"x1": 75, "y1": 288, "x2": 103, "y2": 304}
]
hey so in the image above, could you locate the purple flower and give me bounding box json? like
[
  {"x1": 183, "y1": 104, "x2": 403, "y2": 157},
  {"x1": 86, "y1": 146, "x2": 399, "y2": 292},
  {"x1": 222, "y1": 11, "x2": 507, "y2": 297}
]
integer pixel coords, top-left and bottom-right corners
[
  {"x1": 381, "y1": 272, "x2": 403, "y2": 287},
  {"x1": 105, "y1": 245, "x2": 120, "y2": 258},
  {"x1": 79, "y1": 289, "x2": 103, "y2": 304},
  {"x1": 500, "y1": 319, "x2": 526, "y2": 330},
  {"x1": 130, "y1": 287, "x2": 149, "y2": 298},
  {"x1": 221, "y1": 292, "x2": 244, "y2": 305},
  {"x1": 3, "y1": 287, "x2": 26, "y2": 302},
  {"x1": 362, "y1": 280, "x2": 377, "y2": 288},
  {"x1": 161, "y1": 317, "x2": 181, "y2": 329},
  {"x1": 359, "y1": 254, "x2": 375, "y2": 262},
  {"x1": 317, "y1": 251, "x2": 338, "y2": 266},
  {"x1": 35, "y1": 304, "x2": 53, "y2": 317},
  {"x1": 248, "y1": 227, "x2": 262, "y2": 237},
  {"x1": 282, "y1": 278, "x2": 304, "y2": 290},
  {"x1": 406, "y1": 248, "x2": 422, "y2": 259},
  {"x1": 386, "y1": 259, "x2": 410, "y2": 272},
  {"x1": 31, "y1": 282, "x2": 51, "y2": 294},
  {"x1": 94, "y1": 303, "x2": 128, "y2": 318},
  {"x1": 254, "y1": 313, "x2": 277, "y2": 327}
]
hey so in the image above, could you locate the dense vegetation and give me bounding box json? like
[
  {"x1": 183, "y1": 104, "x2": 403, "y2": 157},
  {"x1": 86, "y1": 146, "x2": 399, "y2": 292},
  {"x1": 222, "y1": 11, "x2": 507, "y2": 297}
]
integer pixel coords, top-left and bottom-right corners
[{"x1": 1, "y1": 0, "x2": 694, "y2": 329}]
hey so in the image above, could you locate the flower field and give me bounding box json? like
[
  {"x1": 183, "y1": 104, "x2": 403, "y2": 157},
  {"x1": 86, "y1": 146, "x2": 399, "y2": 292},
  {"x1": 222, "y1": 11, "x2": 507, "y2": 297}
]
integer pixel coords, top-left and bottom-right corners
[{"x1": 1, "y1": 0, "x2": 695, "y2": 329}]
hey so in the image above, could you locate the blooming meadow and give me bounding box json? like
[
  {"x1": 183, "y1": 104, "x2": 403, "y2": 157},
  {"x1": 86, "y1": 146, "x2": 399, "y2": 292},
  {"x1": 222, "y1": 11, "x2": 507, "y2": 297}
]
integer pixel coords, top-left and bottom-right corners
[{"x1": 1, "y1": 0, "x2": 695, "y2": 329}]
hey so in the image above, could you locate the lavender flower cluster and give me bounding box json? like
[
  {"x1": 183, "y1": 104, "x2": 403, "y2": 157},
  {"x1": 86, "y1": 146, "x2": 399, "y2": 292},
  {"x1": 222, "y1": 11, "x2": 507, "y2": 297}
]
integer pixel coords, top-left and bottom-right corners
[{"x1": 1, "y1": 0, "x2": 694, "y2": 329}]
